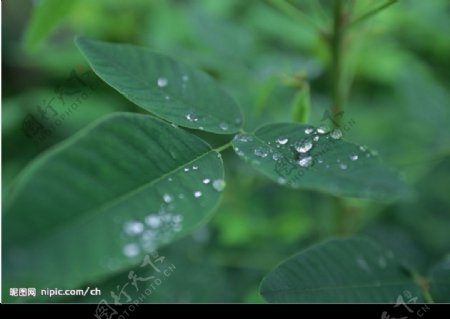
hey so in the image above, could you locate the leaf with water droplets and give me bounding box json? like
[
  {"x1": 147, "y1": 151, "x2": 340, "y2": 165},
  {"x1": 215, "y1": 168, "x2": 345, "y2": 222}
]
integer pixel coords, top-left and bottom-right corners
[
  {"x1": 231, "y1": 123, "x2": 409, "y2": 200},
  {"x1": 260, "y1": 238, "x2": 424, "y2": 303},
  {"x1": 75, "y1": 37, "x2": 243, "y2": 134},
  {"x1": 3, "y1": 113, "x2": 224, "y2": 301}
]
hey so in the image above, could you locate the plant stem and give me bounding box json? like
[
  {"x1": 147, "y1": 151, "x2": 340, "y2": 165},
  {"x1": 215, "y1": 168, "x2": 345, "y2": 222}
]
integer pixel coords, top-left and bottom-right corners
[
  {"x1": 329, "y1": 0, "x2": 350, "y2": 235},
  {"x1": 330, "y1": 0, "x2": 345, "y2": 128},
  {"x1": 214, "y1": 142, "x2": 233, "y2": 153}
]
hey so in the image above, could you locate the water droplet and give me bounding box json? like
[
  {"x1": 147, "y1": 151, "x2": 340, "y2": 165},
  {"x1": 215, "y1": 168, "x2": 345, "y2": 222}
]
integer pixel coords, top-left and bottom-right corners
[
  {"x1": 276, "y1": 137, "x2": 288, "y2": 145},
  {"x1": 141, "y1": 230, "x2": 156, "y2": 242},
  {"x1": 172, "y1": 214, "x2": 183, "y2": 223},
  {"x1": 168, "y1": 177, "x2": 173, "y2": 182},
  {"x1": 298, "y1": 156, "x2": 313, "y2": 167},
  {"x1": 234, "y1": 117, "x2": 242, "y2": 124},
  {"x1": 317, "y1": 125, "x2": 330, "y2": 134},
  {"x1": 199, "y1": 126, "x2": 204, "y2": 130},
  {"x1": 313, "y1": 136, "x2": 320, "y2": 142},
  {"x1": 123, "y1": 243, "x2": 140, "y2": 257},
  {"x1": 272, "y1": 152, "x2": 282, "y2": 161},
  {"x1": 277, "y1": 177, "x2": 287, "y2": 185},
  {"x1": 219, "y1": 122, "x2": 229, "y2": 131},
  {"x1": 360, "y1": 146, "x2": 366, "y2": 152},
  {"x1": 178, "y1": 194, "x2": 185, "y2": 199},
  {"x1": 186, "y1": 112, "x2": 199, "y2": 122},
  {"x1": 235, "y1": 134, "x2": 253, "y2": 142},
  {"x1": 304, "y1": 128, "x2": 314, "y2": 134},
  {"x1": 124, "y1": 221, "x2": 144, "y2": 236},
  {"x1": 330, "y1": 129, "x2": 342, "y2": 140},
  {"x1": 165, "y1": 95, "x2": 170, "y2": 100},
  {"x1": 295, "y1": 139, "x2": 313, "y2": 153},
  {"x1": 254, "y1": 147, "x2": 268, "y2": 158},
  {"x1": 350, "y1": 154, "x2": 358, "y2": 161},
  {"x1": 145, "y1": 215, "x2": 162, "y2": 228},
  {"x1": 163, "y1": 194, "x2": 173, "y2": 203},
  {"x1": 339, "y1": 163, "x2": 348, "y2": 170},
  {"x1": 184, "y1": 167, "x2": 189, "y2": 172},
  {"x1": 182, "y1": 75, "x2": 189, "y2": 81},
  {"x1": 212, "y1": 179, "x2": 226, "y2": 192},
  {"x1": 318, "y1": 159, "x2": 323, "y2": 164},
  {"x1": 192, "y1": 165, "x2": 199, "y2": 170},
  {"x1": 157, "y1": 77, "x2": 168, "y2": 88},
  {"x1": 194, "y1": 191, "x2": 202, "y2": 198},
  {"x1": 203, "y1": 178, "x2": 211, "y2": 184},
  {"x1": 171, "y1": 123, "x2": 178, "y2": 128}
]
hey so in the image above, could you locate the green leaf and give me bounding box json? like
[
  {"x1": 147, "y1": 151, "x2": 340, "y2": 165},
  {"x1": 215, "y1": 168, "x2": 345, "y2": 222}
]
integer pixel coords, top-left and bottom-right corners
[
  {"x1": 291, "y1": 84, "x2": 310, "y2": 123},
  {"x1": 260, "y1": 238, "x2": 423, "y2": 303},
  {"x1": 429, "y1": 256, "x2": 450, "y2": 302},
  {"x1": 24, "y1": 0, "x2": 78, "y2": 52},
  {"x1": 232, "y1": 123, "x2": 408, "y2": 200},
  {"x1": 75, "y1": 37, "x2": 243, "y2": 134},
  {"x1": 3, "y1": 113, "x2": 225, "y2": 300}
]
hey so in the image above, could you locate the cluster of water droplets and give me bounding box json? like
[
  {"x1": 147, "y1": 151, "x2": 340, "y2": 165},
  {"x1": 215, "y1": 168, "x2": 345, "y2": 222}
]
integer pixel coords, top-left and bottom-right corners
[
  {"x1": 237, "y1": 125, "x2": 383, "y2": 173},
  {"x1": 122, "y1": 206, "x2": 183, "y2": 258},
  {"x1": 121, "y1": 160, "x2": 226, "y2": 258}
]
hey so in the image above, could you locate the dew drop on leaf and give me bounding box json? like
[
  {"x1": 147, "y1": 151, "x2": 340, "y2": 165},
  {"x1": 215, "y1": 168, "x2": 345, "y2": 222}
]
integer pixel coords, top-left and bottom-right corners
[
  {"x1": 254, "y1": 147, "x2": 269, "y2": 158},
  {"x1": 295, "y1": 140, "x2": 313, "y2": 153},
  {"x1": 219, "y1": 122, "x2": 229, "y2": 131},
  {"x1": 123, "y1": 243, "x2": 140, "y2": 257},
  {"x1": 317, "y1": 125, "x2": 330, "y2": 134},
  {"x1": 235, "y1": 134, "x2": 253, "y2": 142},
  {"x1": 186, "y1": 112, "x2": 199, "y2": 122},
  {"x1": 212, "y1": 179, "x2": 226, "y2": 192},
  {"x1": 298, "y1": 156, "x2": 313, "y2": 167},
  {"x1": 163, "y1": 194, "x2": 172, "y2": 203},
  {"x1": 194, "y1": 191, "x2": 202, "y2": 198},
  {"x1": 157, "y1": 77, "x2": 168, "y2": 88},
  {"x1": 330, "y1": 129, "x2": 343, "y2": 140},
  {"x1": 276, "y1": 137, "x2": 289, "y2": 145},
  {"x1": 124, "y1": 221, "x2": 144, "y2": 236}
]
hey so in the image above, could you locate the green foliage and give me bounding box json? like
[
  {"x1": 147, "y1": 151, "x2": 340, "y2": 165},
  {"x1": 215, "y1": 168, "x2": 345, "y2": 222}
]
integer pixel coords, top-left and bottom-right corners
[
  {"x1": 24, "y1": 0, "x2": 78, "y2": 52},
  {"x1": 3, "y1": 0, "x2": 450, "y2": 304},
  {"x1": 4, "y1": 113, "x2": 224, "y2": 301},
  {"x1": 231, "y1": 123, "x2": 407, "y2": 200},
  {"x1": 260, "y1": 238, "x2": 423, "y2": 303},
  {"x1": 291, "y1": 84, "x2": 311, "y2": 123},
  {"x1": 75, "y1": 37, "x2": 243, "y2": 134},
  {"x1": 429, "y1": 256, "x2": 450, "y2": 302}
]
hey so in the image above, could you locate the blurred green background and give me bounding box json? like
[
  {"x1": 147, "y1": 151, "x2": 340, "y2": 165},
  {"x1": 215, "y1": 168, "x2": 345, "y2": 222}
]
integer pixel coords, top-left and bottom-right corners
[{"x1": 2, "y1": 0, "x2": 450, "y2": 302}]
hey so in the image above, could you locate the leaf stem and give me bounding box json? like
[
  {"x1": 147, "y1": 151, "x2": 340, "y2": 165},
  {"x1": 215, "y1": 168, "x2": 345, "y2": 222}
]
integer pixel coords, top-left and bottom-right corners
[
  {"x1": 214, "y1": 142, "x2": 233, "y2": 153},
  {"x1": 348, "y1": 0, "x2": 398, "y2": 29},
  {"x1": 330, "y1": 0, "x2": 345, "y2": 127}
]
